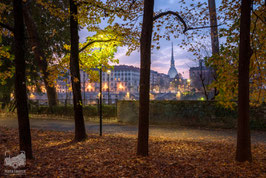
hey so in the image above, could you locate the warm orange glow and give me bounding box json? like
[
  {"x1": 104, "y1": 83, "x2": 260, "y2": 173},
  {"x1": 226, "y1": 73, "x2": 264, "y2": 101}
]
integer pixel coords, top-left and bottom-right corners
[
  {"x1": 27, "y1": 86, "x2": 37, "y2": 92},
  {"x1": 150, "y1": 93, "x2": 155, "y2": 100},
  {"x1": 86, "y1": 83, "x2": 93, "y2": 92},
  {"x1": 40, "y1": 86, "x2": 46, "y2": 93},
  {"x1": 29, "y1": 93, "x2": 35, "y2": 99},
  {"x1": 176, "y1": 91, "x2": 181, "y2": 98},
  {"x1": 126, "y1": 92, "x2": 130, "y2": 99},
  {"x1": 103, "y1": 83, "x2": 108, "y2": 90},
  {"x1": 55, "y1": 84, "x2": 60, "y2": 92},
  {"x1": 118, "y1": 83, "x2": 124, "y2": 90}
]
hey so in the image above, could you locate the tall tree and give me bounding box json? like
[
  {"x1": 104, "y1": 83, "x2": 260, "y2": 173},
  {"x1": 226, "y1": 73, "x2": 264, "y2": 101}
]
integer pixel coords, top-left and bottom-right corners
[
  {"x1": 208, "y1": 0, "x2": 219, "y2": 99},
  {"x1": 204, "y1": 0, "x2": 265, "y2": 108},
  {"x1": 23, "y1": 6, "x2": 58, "y2": 108},
  {"x1": 208, "y1": 0, "x2": 219, "y2": 55},
  {"x1": 13, "y1": 0, "x2": 32, "y2": 159},
  {"x1": 137, "y1": 1, "x2": 189, "y2": 156},
  {"x1": 236, "y1": 0, "x2": 252, "y2": 162},
  {"x1": 69, "y1": 0, "x2": 87, "y2": 141},
  {"x1": 137, "y1": 0, "x2": 154, "y2": 156}
]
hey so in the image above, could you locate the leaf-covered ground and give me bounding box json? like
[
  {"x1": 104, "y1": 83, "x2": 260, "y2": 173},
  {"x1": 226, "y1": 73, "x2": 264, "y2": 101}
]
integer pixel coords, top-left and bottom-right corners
[{"x1": 0, "y1": 127, "x2": 265, "y2": 177}]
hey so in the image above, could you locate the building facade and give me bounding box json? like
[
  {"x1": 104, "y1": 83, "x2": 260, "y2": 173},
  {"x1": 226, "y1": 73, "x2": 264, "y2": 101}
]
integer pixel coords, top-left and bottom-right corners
[
  {"x1": 31, "y1": 65, "x2": 172, "y2": 103},
  {"x1": 189, "y1": 60, "x2": 214, "y2": 89}
]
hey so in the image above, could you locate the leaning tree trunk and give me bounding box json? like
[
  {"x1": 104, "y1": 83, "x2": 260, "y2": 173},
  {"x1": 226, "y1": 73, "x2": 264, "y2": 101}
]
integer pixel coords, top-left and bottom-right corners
[
  {"x1": 137, "y1": 0, "x2": 154, "y2": 156},
  {"x1": 69, "y1": 0, "x2": 87, "y2": 141},
  {"x1": 23, "y1": 6, "x2": 58, "y2": 108},
  {"x1": 13, "y1": 0, "x2": 33, "y2": 159},
  {"x1": 236, "y1": 0, "x2": 252, "y2": 162}
]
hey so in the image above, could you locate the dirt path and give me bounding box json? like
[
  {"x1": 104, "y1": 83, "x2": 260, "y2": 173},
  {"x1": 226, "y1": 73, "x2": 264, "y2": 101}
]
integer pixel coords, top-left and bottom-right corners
[{"x1": 0, "y1": 118, "x2": 265, "y2": 143}]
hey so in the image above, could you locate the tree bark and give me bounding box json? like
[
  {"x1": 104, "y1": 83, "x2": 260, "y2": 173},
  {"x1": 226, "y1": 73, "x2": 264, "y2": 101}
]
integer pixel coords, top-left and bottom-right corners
[
  {"x1": 208, "y1": 0, "x2": 219, "y2": 99},
  {"x1": 69, "y1": 0, "x2": 87, "y2": 141},
  {"x1": 208, "y1": 0, "x2": 219, "y2": 55},
  {"x1": 13, "y1": 0, "x2": 33, "y2": 159},
  {"x1": 22, "y1": 6, "x2": 58, "y2": 108},
  {"x1": 137, "y1": 0, "x2": 154, "y2": 156},
  {"x1": 236, "y1": 0, "x2": 252, "y2": 162}
]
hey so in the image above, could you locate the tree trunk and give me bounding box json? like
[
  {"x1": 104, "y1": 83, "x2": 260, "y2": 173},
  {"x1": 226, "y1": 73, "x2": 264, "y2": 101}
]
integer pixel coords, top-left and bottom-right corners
[
  {"x1": 208, "y1": 0, "x2": 219, "y2": 99},
  {"x1": 13, "y1": 0, "x2": 33, "y2": 159},
  {"x1": 236, "y1": 0, "x2": 252, "y2": 162},
  {"x1": 137, "y1": 0, "x2": 154, "y2": 156},
  {"x1": 23, "y1": 6, "x2": 58, "y2": 108},
  {"x1": 69, "y1": 0, "x2": 87, "y2": 141},
  {"x1": 208, "y1": 0, "x2": 219, "y2": 55}
]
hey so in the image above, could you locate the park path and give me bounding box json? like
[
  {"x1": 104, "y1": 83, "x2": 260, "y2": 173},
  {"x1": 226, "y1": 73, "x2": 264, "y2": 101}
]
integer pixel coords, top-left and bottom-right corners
[{"x1": 0, "y1": 118, "x2": 265, "y2": 144}]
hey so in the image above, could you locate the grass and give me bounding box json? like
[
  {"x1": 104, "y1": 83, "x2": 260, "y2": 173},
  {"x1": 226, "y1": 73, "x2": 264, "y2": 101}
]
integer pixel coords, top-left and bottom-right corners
[{"x1": 0, "y1": 112, "x2": 117, "y2": 123}]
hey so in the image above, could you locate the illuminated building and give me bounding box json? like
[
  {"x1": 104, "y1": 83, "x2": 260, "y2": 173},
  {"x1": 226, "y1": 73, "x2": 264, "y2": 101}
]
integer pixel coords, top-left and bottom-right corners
[{"x1": 167, "y1": 42, "x2": 178, "y2": 79}]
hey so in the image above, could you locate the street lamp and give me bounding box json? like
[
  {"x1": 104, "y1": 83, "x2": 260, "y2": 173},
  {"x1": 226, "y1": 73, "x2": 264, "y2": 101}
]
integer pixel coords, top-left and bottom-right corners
[
  {"x1": 107, "y1": 69, "x2": 111, "y2": 105},
  {"x1": 99, "y1": 66, "x2": 103, "y2": 136},
  {"x1": 176, "y1": 91, "x2": 181, "y2": 99},
  {"x1": 83, "y1": 71, "x2": 86, "y2": 105},
  {"x1": 187, "y1": 79, "x2": 191, "y2": 91}
]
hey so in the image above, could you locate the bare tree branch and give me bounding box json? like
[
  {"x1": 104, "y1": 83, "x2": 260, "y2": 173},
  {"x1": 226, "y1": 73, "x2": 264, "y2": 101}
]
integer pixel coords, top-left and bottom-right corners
[
  {"x1": 153, "y1": 10, "x2": 225, "y2": 33},
  {"x1": 0, "y1": 22, "x2": 14, "y2": 32},
  {"x1": 153, "y1": 11, "x2": 188, "y2": 33},
  {"x1": 252, "y1": 11, "x2": 266, "y2": 24},
  {"x1": 79, "y1": 39, "x2": 117, "y2": 53},
  {"x1": 187, "y1": 24, "x2": 224, "y2": 31},
  {"x1": 128, "y1": 0, "x2": 137, "y2": 10}
]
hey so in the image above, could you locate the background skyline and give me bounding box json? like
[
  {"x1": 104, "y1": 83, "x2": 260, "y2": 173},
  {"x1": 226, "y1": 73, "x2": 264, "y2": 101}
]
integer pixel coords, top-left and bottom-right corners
[{"x1": 80, "y1": 0, "x2": 223, "y2": 79}]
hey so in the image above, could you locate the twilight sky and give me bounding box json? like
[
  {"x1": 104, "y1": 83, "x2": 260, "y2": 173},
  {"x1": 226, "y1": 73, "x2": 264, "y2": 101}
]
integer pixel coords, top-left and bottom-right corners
[{"x1": 80, "y1": 0, "x2": 223, "y2": 79}]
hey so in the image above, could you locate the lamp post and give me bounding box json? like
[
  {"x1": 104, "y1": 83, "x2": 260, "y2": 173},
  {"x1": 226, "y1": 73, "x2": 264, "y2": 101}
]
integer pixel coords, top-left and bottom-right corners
[
  {"x1": 99, "y1": 66, "x2": 103, "y2": 136},
  {"x1": 107, "y1": 69, "x2": 111, "y2": 104},
  {"x1": 187, "y1": 79, "x2": 191, "y2": 92},
  {"x1": 83, "y1": 71, "x2": 86, "y2": 105}
]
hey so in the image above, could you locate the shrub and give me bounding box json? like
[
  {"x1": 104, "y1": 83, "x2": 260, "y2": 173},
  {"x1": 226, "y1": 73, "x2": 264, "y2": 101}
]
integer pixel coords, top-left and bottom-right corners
[{"x1": 29, "y1": 105, "x2": 116, "y2": 118}]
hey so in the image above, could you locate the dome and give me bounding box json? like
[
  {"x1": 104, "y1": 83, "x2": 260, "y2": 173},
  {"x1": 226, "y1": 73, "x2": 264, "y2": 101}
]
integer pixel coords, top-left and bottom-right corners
[{"x1": 168, "y1": 66, "x2": 178, "y2": 78}]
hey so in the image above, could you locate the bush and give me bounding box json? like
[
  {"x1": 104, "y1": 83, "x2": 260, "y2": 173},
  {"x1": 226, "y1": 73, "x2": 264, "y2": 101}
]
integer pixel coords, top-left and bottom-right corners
[
  {"x1": 117, "y1": 100, "x2": 265, "y2": 130},
  {"x1": 29, "y1": 105, "x2": 116, "y2": 118}
]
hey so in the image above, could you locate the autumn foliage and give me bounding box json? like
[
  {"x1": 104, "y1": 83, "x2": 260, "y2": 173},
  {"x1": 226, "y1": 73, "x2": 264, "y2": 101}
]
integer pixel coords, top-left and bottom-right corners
[{"x1": 0, "y1": 127, "x2": 265, "y2": 177}]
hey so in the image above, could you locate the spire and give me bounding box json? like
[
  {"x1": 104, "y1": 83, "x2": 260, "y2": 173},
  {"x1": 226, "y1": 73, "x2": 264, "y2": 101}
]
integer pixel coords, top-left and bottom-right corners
[
  {"x1": 171, "y1": 42, "x2": 175, "y2": 67},
  {"x1": 168, "y1": 42, "x2": 178, "y2": 78}
]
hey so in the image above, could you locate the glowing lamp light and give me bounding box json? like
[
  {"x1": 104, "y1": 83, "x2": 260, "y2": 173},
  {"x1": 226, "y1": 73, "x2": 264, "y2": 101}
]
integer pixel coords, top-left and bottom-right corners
[
  {"x1": 126, "y1": 92, "x2": 130, "y2": 99},
  {"x1": 118, "y1": 83, "x2": 124, "y2": 90},
  {"x1": 29, "y1": 93, "x2": 35, "y2": 99},
  {"x1": 107, "y1": 70, "x2": 111, "y2": 74},
  {"x1": 103, "y1": 83, "x2": 108, "y2": 90},
  {"x1": 176, "y1": 91, "x2": 181, "y2": 98},
  {"x1": 87, "y1": 84, "x2": 92, "y2": 90},
  {"x1": 41, "y1": 86, "x2": 46, "y2": 93}
]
